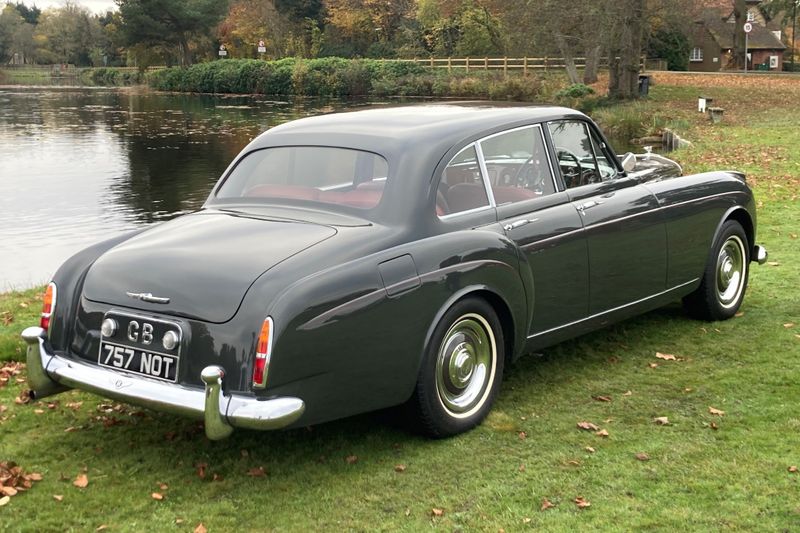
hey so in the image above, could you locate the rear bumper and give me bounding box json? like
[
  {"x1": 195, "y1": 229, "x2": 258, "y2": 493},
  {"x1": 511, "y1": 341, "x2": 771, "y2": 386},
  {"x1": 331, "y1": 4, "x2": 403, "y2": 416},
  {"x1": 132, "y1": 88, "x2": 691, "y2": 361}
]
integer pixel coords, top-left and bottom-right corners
[{"x1": 21, "y1": 327, "x2": 305, "y2": 440}]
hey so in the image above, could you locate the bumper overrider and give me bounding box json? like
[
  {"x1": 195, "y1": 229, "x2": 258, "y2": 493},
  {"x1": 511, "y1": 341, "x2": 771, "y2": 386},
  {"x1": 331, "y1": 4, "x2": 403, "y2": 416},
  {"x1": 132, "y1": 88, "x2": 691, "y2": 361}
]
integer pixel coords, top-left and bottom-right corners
[{"x1": 21, "y1": 327, "x2": 305, "y2": 440}]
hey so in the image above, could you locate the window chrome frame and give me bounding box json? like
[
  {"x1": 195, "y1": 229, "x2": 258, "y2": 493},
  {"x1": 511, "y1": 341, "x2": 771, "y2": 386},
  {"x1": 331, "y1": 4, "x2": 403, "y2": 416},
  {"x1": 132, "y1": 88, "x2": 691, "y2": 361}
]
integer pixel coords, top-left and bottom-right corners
[{"x1": 437, "y1": 124, "x2": 558, "y2": 220}]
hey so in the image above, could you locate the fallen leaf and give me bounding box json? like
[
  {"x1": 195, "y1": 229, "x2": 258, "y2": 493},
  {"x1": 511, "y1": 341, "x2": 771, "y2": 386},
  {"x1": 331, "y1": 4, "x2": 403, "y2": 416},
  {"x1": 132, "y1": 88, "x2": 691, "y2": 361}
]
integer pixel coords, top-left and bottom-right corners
[
  {"x1": 151, "y1": 492, "x2": 164, "y2": 501},
  {"x1": 710, "y1": 422, "x2": 718, "y2": 430},
  {"x1": 1, "y1": 487, "x2": 18, "y2": 497},
  {"x1": 577, "y1": 421, "x2": 599, "y2": 431},
  {"x1": 73, "y1": 474, "x2": 89, "y2": 488},
  {"x1": 655, "y1": 352, "x2": 677, "y2": 361},
  {"x1": 767, "y1": 261, "x2": 780, "y2": 266},
  {"x1": 0, "y1": 312, "x2": 12, "y2": 326},
  {"x1": 53, "y1": 494, "x2": 63, "y2": 502},
  {"x1": 194, "y1": 524, "x2": 207, "y2": 533},
  {"x1": 635, "y1": 452, "x2": 650, "y2": 461},
  {"x1": 585, "y1": 446, "x2": 595, "y2": 453},
  {"x1": 394, "y1": 464, "x2": 406, "y2": 473},
  {"x1": 96, "y1": 526, "x2": 108, "y2": 532},
  {"x1": 648, "y1": 363, "x2": 659, "y2": 368},
  {"x1": 246, "y1": 467, "x2": 267, "y2": 477},
  {"x1": 593, "y1": 395, "x2": 612, "y2": 402},
  {"x1": 345, "y1": 455, "x2": 358, "y2": 464},
  {"x1": 734, "y1": 311, "x2": 744, "y2": 318},
  {"x1": 654, "y1": 416, "x2": 670, "y2": 425},
  {"x1": 0, "y1": 496, "x2": 9, "y2": 507},
  {"x1": 783, "y1": 323, "x2": 795, "y2": 329},
  {"x1": 708, "y1": 406, "x2": 725, "y2": 416},
  {"x1": 574, "y1": 496, "x2": 591, "y2": 509},
  {"x1": 595, "y1": 429, "x2": 609, "y2": 437},
  {"x1": 34, "y1": 409, "x2": 44, "y2": 414},
  {"x1": 158, "y1": 483, "x2": 168, "y2": 491},
  {"x1": 541, "y1": 498, "x2": 555, "y2": 511},
  {"x1": 518, "y1": 464, "x2": 526, "y2": 472},
  {"x1": 518, "y1": 431, "x2": 527, "y2": 439},
  {"x1": 240, "y1": 449, "x2": 249, "y2": 458},
  {"x1": 431, "y1": 508, "x2": 444, "y2": 517},
  {"x1": 789, "y1": 466, "x2": 798, "y2": 473},
  {"x1": 66, "y1": 402, "x2": 83, "y2": 410},
  {"x1": 623, "y1": 390, "x2": 632, "y2": 396},
  {"x1": 523, "y1": 517, "x2": 532, "y2": 523},
  {"x1": 211, "y1": 473, "x2": 222, "y2": 482},
  {"x1": 196, "y1": 463, "x2": 207, "y2": 479}
]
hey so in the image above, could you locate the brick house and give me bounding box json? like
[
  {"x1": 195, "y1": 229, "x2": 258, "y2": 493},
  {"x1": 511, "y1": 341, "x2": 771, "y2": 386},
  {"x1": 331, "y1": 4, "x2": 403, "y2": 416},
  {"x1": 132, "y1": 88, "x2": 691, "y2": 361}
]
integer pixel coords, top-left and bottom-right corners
[{"x1": 689, "y1": 0, "x2": 786, "y2": 71}]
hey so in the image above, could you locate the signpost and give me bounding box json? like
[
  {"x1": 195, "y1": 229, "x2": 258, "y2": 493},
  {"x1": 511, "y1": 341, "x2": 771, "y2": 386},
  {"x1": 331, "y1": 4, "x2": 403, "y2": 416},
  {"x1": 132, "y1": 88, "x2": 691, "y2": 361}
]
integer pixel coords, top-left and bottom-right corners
[
  {"x1": 257, "y1": 40, "x2": 266, "y2": 56},
  {"x1": 218, "y1": 44, "x2": 228, "y2": 58},
  {"x1": 743, "y1": 22, "x2": 752, "y2": 73}
]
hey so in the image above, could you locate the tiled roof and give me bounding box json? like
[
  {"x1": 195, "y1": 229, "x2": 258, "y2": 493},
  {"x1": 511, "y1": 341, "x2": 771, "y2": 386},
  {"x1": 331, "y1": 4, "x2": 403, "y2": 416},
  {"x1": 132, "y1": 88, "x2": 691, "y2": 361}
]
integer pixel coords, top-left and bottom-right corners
[{"x1": 704, "y1": 16, "x2": 787, "y2": 50}]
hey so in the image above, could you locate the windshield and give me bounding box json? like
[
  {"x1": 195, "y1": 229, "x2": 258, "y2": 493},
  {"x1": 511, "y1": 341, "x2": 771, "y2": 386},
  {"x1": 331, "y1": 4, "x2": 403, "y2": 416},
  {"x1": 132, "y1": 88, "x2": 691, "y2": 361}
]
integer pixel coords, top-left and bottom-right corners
[{"x1": 216, "y1": 147, "x2": 389, "y2": 209}]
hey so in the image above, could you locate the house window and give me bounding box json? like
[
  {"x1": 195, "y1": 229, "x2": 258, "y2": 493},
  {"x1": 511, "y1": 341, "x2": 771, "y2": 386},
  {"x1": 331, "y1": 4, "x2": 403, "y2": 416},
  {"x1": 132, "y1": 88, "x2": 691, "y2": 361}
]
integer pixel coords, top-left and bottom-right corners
[
  {"x1": 690, "y1": 48, "x2": 704, "y2": 62},
  {"x1": 770, "y1": 55, "x2": 779, "y2": 69}
]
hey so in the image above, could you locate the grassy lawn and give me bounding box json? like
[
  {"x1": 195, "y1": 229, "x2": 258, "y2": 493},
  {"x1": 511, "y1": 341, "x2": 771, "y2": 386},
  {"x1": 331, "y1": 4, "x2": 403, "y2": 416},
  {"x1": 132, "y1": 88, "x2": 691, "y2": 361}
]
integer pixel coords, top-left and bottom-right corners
[{"x1": 1, "y1": 75, "x2": 799, "y2": 531}]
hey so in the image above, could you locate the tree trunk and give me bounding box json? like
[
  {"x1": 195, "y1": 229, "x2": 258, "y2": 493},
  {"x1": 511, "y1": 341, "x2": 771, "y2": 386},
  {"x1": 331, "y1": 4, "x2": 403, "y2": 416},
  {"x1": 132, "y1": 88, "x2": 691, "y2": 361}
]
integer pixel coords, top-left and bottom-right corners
[
  {"x1": 607, "y1": 0, "x2": 644, "y2": 99},
  {"x1": 583, "y1": 44, "x2": 601, "y2": 84},
  {"x1": 733, "y1": 0, "x2": 747, "y2": 69},
  {"x1": 178, "y1": 35, "x2": 192, "y2": 67},
  {"x1": 555, "y1": 33, "x2": 580, "y2": 84}
]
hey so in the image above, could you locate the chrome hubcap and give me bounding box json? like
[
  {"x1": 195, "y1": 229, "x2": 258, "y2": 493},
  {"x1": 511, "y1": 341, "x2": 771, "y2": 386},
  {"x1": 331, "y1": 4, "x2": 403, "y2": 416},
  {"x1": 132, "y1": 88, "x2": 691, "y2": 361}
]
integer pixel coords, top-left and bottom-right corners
[
  {"x1": 435, "y1": 314, "x2": 496, "y2": 417},
  {"x1": 716, "y1": 235, "x2": 745, "y2": 308}
]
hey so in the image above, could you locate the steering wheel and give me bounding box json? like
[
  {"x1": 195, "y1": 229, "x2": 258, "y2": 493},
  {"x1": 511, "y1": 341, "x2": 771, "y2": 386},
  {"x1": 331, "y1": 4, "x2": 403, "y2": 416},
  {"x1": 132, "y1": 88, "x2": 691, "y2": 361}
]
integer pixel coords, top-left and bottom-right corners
[
  {"x1": 510, "y1": 156, "x2": 538, "y2": 189},
  {"x1": 556, "y1": 147, "x2": 583, "y2": 188}
]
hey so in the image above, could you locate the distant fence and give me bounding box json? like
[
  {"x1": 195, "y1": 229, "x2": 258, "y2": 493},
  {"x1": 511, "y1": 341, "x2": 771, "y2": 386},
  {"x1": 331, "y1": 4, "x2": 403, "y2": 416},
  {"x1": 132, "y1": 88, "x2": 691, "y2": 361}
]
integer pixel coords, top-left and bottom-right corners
[{"x1": 390, "y1": 55, "x2": 657, "y2": 75}]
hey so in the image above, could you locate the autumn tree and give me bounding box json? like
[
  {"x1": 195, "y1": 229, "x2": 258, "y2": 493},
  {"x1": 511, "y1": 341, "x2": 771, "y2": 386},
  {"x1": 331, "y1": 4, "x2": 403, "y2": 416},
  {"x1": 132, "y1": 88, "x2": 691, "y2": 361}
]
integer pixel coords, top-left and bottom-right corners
[{"x1": 115, "y1": 0, "x2": 230, "y2": 66}]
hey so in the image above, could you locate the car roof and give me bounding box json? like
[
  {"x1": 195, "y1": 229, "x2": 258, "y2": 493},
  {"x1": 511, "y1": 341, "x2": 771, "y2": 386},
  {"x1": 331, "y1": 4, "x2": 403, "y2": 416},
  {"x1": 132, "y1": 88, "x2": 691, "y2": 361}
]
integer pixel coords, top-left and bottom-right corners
[{"x1": 252, "y1": 103, "x2": 587, "y2": 155}]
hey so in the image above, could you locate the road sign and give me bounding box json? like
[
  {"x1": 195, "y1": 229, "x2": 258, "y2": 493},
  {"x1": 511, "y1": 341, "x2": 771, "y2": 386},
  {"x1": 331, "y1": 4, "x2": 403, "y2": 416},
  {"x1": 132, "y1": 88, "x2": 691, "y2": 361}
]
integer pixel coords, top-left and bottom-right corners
[
  {"x1": 744, "y1": 22, "x2": 753, "y2": 33},
  {"x1": 219, "y1": 44, "x2": 227, "y2": 57},
  {"x1": 257, "y1": 40, "x2": 266, "y2": 54}
]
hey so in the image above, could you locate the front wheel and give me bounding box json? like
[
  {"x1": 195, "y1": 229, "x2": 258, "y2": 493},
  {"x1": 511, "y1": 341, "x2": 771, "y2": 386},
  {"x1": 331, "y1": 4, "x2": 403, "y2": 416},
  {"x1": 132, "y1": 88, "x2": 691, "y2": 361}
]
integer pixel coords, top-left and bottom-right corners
[
  {"x1": 409, "y1": 297, "x2": 504, "y2": 438},
  {"x1": 683, "y1": 220, "x2": 749, "y2": 321}
]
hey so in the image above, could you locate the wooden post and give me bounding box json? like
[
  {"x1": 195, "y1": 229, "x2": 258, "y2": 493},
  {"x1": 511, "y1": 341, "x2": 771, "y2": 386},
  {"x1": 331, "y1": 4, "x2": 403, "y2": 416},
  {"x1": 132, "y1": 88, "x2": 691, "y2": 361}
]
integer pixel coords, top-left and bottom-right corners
[
  {"x1": 466, "y1": 57, "x2": 470, "y2": 72},
  {"x1": 447, "y1": 57, "x2": 452, "y2": 73},
  {"x1": 430, "y1": 56, "x2": 434, "y2": 68},
  {"x1": 503, "y1": 56, "x2": 508, "y2": 76},
  {"x1": 523, "y1": 56, "x2": 528, "y2": 76},
  {"x1": 544, "y1": 57, "x2": 548, "y2": 72},
  {"x1": 484, "y1": 57, "x2": 488, "y2": 70}
]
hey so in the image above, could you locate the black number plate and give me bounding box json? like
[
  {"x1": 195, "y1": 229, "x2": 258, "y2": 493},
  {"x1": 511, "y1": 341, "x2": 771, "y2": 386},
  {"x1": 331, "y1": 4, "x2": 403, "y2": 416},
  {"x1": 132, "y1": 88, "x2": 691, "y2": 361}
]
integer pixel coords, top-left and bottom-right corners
[{"x1": 98, "y1": 312, "x2": 182, "y2": 383}]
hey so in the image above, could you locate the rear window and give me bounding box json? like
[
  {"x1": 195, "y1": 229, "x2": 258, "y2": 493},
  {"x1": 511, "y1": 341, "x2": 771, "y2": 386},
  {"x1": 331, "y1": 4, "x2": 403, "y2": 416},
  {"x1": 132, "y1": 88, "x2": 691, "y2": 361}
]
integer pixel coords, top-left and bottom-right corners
[{"x1": 216, "y1": 147, "x2": 389, "y2": 209}]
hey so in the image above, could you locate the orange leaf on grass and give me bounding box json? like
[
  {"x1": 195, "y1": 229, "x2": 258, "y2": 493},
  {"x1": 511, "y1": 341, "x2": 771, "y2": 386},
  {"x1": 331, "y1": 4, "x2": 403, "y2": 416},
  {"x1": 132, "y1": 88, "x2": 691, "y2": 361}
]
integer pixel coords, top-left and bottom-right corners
[
  {"x1": 541, "y1": 498, "x2": 555, "y2": 511},
  {"x1": 574, "y1": 497, "x2": 591, "y2": 509},
  {"x1": 73, "y1": 474, "x2": 89, "y2": 488},
  {"x1": 577, "y1": 421, "x2": 599, "y2": 431},
  {"x1": 708, "y1": 406, "x2": 725, "y2": 416}
]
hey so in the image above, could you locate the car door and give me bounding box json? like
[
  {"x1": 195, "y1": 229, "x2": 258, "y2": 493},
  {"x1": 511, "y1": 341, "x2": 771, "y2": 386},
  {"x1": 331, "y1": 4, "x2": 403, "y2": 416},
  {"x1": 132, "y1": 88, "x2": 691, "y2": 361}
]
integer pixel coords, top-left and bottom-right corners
[
  {"x1": 546, "y1": 120, "x2": 667, "y2": 315},
  {"x1": 476, "y1": 124, "x2": 589, "y2": 335}
]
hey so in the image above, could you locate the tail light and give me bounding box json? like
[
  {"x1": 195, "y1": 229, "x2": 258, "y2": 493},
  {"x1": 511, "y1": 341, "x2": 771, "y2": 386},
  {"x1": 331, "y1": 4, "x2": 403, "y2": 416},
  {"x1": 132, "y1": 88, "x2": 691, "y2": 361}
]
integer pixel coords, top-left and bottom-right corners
[
  {"x1": 40, "y1": 282, "x2": 57, "y2": 333},
  {"x1": 252, "y1": 317, "x2": 273, "y2": 389}
]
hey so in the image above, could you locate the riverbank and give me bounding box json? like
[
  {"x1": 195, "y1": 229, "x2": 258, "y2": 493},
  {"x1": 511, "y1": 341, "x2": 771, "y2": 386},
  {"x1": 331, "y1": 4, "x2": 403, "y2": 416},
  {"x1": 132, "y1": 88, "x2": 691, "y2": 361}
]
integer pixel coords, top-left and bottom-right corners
[
  {"x1": 145, "y1": 57, "x2": 545, "y2": 100},
  {"x1": 1, "y1": 76, "x2": 798, "y2": 530}
]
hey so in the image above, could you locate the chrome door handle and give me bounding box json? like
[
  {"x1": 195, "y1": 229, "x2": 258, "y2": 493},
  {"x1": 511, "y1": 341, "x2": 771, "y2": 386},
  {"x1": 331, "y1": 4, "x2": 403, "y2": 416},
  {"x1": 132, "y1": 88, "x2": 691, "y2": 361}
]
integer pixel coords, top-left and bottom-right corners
[
  {"x1": 576, "y1": 200, "x2": 603, "y2": 211},
  {"x1": 503, "y1": 218, "x2": 537, "y2": 231}
]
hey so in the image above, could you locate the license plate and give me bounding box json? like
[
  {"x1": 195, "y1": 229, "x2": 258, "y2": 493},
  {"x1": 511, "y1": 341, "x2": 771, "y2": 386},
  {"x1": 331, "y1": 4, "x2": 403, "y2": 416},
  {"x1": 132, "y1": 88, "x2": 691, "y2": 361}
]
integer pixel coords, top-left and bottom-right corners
[{"x1": 98, "y1": 312, "x2": 182, "y2": 383}]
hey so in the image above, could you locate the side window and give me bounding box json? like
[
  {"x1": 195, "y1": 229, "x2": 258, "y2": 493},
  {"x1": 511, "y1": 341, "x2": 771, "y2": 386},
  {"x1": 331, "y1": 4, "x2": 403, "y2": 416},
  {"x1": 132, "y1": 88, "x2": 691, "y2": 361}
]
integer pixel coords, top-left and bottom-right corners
[
  {"x1": 547, "y1": 121, "x2": 601, "y2": 189},
  {"x1": 589, "y1": 129, "x2": 619, "y2": 180},
  {"x1": 479, "y1": 126, "x2": 556, "y2": 205},
  {"x1": 438, "y1": 144, "x2": 490, "y2": 216}
]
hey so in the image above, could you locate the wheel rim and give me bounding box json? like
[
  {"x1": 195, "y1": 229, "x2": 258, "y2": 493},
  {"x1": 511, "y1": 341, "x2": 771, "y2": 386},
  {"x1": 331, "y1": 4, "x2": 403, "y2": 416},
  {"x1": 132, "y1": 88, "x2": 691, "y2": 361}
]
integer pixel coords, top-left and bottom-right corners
[
  {"x1": 716, "y1": 235, "x2": 746, "y2": 309},
  {"x1": 435, "y1": 313, "x2": 496, "y2": 419}
]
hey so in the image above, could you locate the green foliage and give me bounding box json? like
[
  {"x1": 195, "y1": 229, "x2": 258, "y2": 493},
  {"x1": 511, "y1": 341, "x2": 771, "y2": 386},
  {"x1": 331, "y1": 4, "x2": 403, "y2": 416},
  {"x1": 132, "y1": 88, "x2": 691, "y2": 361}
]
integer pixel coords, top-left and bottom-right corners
[
  {"x1": 148, "y1": 57, "x2": 543, "y2": 100},
  {"x1": 555, "y1": 83, "x2": 595, "y2": 98},
  {"x1": 647, "y1": 28, "x2": 690, "y2": 71},
  {"x1": 80, "y1": 67, "x2": 145, "y2": 86}
]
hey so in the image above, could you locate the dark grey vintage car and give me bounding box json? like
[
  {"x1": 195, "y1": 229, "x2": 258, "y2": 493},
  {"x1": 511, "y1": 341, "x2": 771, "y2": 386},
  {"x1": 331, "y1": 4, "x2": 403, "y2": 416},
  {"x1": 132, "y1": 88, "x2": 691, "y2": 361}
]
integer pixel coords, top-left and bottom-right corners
[{"x1": 23, "y1": 104, "x2": 767, "y2": 440}]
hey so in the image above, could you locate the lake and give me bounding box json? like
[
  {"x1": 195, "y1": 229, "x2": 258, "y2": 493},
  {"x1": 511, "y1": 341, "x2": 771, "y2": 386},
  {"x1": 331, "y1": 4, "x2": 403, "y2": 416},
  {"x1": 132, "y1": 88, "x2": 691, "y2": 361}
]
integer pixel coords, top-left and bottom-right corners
[{"x1": 0, "y1": 87, "x2": 372, "y2": 290}]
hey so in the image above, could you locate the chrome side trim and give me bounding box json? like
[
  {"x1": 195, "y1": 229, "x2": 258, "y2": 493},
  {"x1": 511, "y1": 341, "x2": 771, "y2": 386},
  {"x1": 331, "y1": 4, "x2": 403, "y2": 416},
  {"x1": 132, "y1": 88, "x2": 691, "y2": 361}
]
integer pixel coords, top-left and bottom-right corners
[
  {"x1": 21, "y1": 327, "x2": 305, "y2": 440},
  {"x1": 527, "y1": 278, "x2": 699, "y2": 339}
]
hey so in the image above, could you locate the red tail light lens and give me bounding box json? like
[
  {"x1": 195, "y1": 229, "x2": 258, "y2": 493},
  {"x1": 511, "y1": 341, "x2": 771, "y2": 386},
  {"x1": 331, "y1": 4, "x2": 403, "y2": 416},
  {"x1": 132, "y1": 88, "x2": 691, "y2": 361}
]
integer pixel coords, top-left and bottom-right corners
[
  {"x1": 252, "y1": 317, "x2": 273, "y2": 389},
  {"x1": 40, "y1": 282, "x2": 57, "y2": 332}
]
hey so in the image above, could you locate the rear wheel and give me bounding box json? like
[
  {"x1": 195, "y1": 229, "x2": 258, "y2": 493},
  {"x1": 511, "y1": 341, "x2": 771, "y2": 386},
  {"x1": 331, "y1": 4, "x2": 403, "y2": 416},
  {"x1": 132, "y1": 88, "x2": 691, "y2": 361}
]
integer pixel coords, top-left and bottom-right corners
[
  {"x1": 683, "y1": 220, "x2": 749, "y2": 321},
  {"x1": 409, "y1": 297, "x2": 504, "y2": 438}
]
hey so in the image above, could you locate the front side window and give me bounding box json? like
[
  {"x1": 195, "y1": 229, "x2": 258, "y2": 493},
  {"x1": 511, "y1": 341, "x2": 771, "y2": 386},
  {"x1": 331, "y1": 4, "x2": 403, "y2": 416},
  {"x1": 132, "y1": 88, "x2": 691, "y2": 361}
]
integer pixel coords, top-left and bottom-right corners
[
  {"x1": 690, "y1": 47, "x2": 703, "y2": 62},
  {"x1": 479, "y1": 126, "x2": 556, "y2": 205},
  {"x1": 438, "y1": 144, "x2": 490, "y2": 216},
  {"x1": 547, "y1": 121, "x2": 601, "y2": 189},
  {"x1": 216, "y1": 146, "x2": 389, "y2": 209}
]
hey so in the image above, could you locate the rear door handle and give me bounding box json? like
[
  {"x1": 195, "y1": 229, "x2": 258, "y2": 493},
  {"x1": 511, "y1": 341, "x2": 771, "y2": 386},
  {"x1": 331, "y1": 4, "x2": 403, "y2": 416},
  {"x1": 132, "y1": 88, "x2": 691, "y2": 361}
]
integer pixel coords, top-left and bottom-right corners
[
  {"x1": 503, "y1": 218, "x2": 537, "y2": 231},
  {"x1": 576, "y1": 200, "x2": 603, "y2": 212}
]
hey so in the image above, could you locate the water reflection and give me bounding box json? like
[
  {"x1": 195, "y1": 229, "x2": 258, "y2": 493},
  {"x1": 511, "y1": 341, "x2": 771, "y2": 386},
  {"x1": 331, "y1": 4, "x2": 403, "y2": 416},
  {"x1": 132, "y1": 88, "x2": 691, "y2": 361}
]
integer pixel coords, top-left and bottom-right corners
[{"x1": 0, "y1": 87, "x2": 369, "y2": 290}]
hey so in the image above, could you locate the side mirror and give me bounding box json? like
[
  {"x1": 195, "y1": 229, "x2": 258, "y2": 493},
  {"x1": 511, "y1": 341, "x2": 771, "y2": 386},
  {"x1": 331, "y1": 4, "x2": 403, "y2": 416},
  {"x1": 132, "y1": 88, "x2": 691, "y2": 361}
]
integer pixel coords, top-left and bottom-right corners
[{"x1": 621, "y1": 152, "x2": 636, "y2": 172}]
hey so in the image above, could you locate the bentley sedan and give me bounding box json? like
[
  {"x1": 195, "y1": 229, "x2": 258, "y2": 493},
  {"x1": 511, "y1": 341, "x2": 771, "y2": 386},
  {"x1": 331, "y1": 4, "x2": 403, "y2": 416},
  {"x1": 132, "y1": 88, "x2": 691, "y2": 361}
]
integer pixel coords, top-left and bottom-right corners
[{"x1": 23, "y1": 104, "x2": 767, "y2": 439}]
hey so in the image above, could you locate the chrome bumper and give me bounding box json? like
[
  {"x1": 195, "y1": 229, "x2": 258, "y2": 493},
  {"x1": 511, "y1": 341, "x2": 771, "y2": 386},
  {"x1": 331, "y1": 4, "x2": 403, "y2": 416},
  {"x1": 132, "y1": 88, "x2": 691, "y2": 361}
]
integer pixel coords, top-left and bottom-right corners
[
  {"x1": 753, "y1": 245, "x2": 768, "y2": 265},
  {"x1": 21, "y1": 327, "x2": 305, "y2": 440}
]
